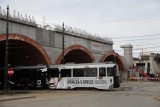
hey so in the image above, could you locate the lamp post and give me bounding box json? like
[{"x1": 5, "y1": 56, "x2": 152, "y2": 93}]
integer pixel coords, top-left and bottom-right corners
[
  {"x1": 62, "y1": 22, "x2": 65, "y2": 64},
  {"x1": 4, "y1": 5, "x2": 9, "y2": 94}
]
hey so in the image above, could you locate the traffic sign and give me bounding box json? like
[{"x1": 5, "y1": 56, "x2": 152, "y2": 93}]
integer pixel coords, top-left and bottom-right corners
[{"x1": 8, "y1": 68, "x2": 14, "y2": 76}]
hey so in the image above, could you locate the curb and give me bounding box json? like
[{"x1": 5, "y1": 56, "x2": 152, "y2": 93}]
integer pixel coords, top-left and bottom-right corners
[{"x1": 0, "y1": 96, "x2": 36, "y2": 102}]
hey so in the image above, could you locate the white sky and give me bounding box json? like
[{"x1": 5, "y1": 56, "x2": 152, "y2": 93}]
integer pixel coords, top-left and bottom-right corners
[{"x1": 1, "y1": 0, "x2": 160, "y2": 57}]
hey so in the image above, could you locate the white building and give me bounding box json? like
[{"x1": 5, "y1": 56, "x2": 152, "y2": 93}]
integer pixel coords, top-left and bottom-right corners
[{"x1": 133, "y1": 53, "x2": 160, "y2": 77}]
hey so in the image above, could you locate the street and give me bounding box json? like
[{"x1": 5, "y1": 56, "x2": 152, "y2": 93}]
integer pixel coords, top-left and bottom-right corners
[{"x1": 0, "y1": 82, "x2": 160, "y2": 107}]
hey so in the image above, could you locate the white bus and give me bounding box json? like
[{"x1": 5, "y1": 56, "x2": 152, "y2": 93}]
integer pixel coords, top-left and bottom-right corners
[{"x1": 47, "y1": 63, "x2": 120, "y2": 90}]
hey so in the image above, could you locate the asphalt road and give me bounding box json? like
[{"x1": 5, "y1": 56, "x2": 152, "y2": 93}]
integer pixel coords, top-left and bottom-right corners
[{"x1": 0, "y1": 82, "x2": 160, "y2": 107}]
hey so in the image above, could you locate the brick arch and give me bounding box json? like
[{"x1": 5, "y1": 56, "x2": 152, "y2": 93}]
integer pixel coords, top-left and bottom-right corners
[
  {"x1": 100, "y1": 51, "x2": 126, "y2": 71},
  {"x1": 0, "y1": 33, "x2": 51, "y2": 65},
  {"x1": 56, "y1": 45, "x2": 95, "y2": 64}
]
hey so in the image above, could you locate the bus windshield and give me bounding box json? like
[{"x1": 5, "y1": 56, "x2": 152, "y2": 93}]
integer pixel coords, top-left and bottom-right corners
[
  {"x1": 73, "y1": 68, "x2": 97, "y2": 77},
  {"x1": 107, "y1": 65, "x2": 119, "y2": 76}
]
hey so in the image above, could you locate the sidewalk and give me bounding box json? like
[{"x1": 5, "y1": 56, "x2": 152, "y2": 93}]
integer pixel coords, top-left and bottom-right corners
[{"x1": 0, "y1": 91, "x2": 36, "y2": 102}]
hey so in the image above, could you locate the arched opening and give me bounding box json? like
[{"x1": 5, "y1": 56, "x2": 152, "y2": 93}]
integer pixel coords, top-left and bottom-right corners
[
  {"x1": 56, "y1": 45, "x2": 95, "y2": 64},
  {"x1": 100, "y1": 51, "x2": 126, "y2": 71},
  {"x1": 0, "y1": 33, "x2": 51, "y2": 67}
]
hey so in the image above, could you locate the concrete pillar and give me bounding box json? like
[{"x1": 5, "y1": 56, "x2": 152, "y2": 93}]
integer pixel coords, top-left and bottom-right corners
[
  {"x1": 120, "y1": 44, "x2": 133, "y2": 69},
  {"x1": 120, "y1": 44, "x2": 133, "y2": 79}
]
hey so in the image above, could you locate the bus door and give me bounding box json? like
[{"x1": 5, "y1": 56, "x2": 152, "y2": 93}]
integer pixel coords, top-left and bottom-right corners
[
  {"x1": 98, "y1": 67, "x2": 110, "y2": 87},
  {"x1": 36, "y1": 69, "x2": 47, "y2": 89},
  {"x1": 60, "y1": 69, "x2": 71, "y2": 88},
  {"x1": 107, "y1": 65, "x2": 120, "y2": 88}
]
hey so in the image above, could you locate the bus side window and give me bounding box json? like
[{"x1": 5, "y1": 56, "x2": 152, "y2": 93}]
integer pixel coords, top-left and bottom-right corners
[
  {"x1": 61, "y1": 69, "x2": 71, "y2": 77},
  {"x1": 47, "y1": 68, "x2": 59, "y2": 77},
  {"x1": 99, "y1": 68, "x2": 106, "y2": 77},
  {"x1": 73, "y1": 69, "x2": 84, "y2": 77},
  {"x1": 84, "y1": 68, "x2": 97, "y2": 77}
]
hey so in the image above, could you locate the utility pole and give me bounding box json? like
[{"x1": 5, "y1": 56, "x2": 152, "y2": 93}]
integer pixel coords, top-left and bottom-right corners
[
  {"x1": 62, "y1": 22, "x2": 65, "y2": 64},
  {"x1": 113, "y1": 50, "x2": 116, "y2": 63},
  {"x1": 141, "y1": 48, "x2": 143, "y2": 63},
  {"x1": 140, "y1": 48, "x2": 144, "y2": 70},
  {"x1": 4, "y1": 5, "x2": 9, "y2": 94}
]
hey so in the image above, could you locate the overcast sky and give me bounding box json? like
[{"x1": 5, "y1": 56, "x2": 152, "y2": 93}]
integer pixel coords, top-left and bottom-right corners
[{"x1": 1, "y1": 0, "x2": 160, "y2": 57}]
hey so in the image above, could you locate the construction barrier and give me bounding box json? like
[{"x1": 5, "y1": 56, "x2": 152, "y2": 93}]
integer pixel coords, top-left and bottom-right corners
[
  {"x1": 128, "y1": 76, "x2": 160, "y2": 81},
  {"x1": 148, "y1": 77, "x2": 160, "y2": 81}
]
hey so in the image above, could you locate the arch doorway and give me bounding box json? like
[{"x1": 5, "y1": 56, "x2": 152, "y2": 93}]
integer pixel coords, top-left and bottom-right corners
[
  {"x1": 0, "y1": 33, "x2": 51, "y2": 67},
  {"x1": 100, "y1": 51, "x2": 126, "y2": 71},
  {"x1": 56, "y1": 45, "x2": 95, "y2": 64}
]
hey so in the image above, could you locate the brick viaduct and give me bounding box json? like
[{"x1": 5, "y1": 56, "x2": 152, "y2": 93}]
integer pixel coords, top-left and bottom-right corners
[{"x1": 0, "y1": 11, "x2": 126, "y2": 73}]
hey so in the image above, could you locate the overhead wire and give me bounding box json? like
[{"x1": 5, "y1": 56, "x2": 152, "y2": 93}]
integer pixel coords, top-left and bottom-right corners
[
  {"x1": 112, "y1": 34, "x2": 160, "y2": 39},
  {"x1": 113, "y1": 33, "x2": 160, "y2": 56},
  {"x1": 113, "y1": 36, "x2": 160, "y2": 42}
]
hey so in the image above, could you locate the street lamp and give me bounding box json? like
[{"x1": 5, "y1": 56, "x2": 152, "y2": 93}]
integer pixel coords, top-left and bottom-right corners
[{"x1": 4, "y1": 5, "x2": 9, "y2": 94}]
